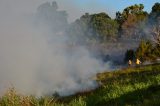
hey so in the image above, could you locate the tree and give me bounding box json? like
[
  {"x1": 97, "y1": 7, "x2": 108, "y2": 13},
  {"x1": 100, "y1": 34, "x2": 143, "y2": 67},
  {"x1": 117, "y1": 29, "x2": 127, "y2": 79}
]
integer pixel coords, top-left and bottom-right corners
[
  {"x1": 67, "y1": 13, "x2": 92, "y2": 44},
  {"x1": 116, "y1": 4, "x2": 148, "y2": 39},
  {"x1": 136, "y1": 40, "x2": 154, "y2": 61},
  {"x1": 90, "y1": 13, "x2": 119, "y2": 41},
  {"x1": 68, "y1": 12, "x2": 119, "y2": 44},
  {"x1": 149, "y1": 2, "x2": 160, "y2": 25}
]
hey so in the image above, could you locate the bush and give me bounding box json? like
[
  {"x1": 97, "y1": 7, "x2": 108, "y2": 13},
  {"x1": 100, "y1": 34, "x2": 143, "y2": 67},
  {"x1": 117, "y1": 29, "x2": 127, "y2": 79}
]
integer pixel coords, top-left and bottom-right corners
[{"x1": 136, "y1": 40, "x2": 160, "y2": 61}]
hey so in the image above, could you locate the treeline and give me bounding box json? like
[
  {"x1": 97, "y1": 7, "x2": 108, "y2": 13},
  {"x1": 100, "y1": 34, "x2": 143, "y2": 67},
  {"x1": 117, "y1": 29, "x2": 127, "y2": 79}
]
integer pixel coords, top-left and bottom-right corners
[
  {"x1": 68, "y1": 3, "x2": 160, "y2": 61},
  {"x1": 67, "y1": 13, "x2": 119, "y2": 44},
  {"x1": 37, "y1": 1, "x2": 160, "y2": 61},
  {"x1": 123, "y1": 3, "x2": 160, "y2": 62},
  {"x1": 68, "y1": 3, "x2": 160, "y2": 43}
]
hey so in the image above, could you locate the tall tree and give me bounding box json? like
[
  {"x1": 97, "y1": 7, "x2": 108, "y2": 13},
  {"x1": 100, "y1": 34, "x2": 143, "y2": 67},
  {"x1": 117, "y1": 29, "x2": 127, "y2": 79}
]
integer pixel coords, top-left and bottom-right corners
[
  {"x1": 68, "y1": 12, "x2": 119, "y2": 44},
  {"x1": 116, "y1": 4, "x2": 148, "y2": 39},
  {"x1": 149, "y1": 2, "x2": 160, "y2": 25},
  {"x1": 90, "y1": 13, "x2": 119, "y2": 41}
]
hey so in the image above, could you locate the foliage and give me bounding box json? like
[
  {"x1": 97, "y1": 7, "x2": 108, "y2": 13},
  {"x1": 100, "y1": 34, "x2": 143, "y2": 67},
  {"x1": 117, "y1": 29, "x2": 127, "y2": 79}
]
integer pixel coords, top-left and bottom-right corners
[
  {"x1": 36, "y1": 2, "x2": 160, "y2": 46},
  {"x1": 79, "y1": 64, "x2": 160, "y2": 106},
  {"x1": 116, "y1": 4, "x2": 148, "y2": 39},
  {"x1": 68, "y1": 12, "x2": 119, "y2": 44},
  {"x1": 90, "y1": 13, "x2": 119, "y2": 41},
  {"x1": 68, "y1": 97, "x2": 86, "y2": 106},
  {"x1": 136, "y1": 40, "x2": 154, "y2": 61},
  {"x1": 136, "y1": 24, "x2": 160, "y2": 61},
  {"x1": 0, "y1": 88, "x2": 61, "y2": 106},
  {"x1": 149, "y1": 2, "x2": 160, "y2": 25},
  {"x1": 153, "y1": 45, "x2": 160, "y2": 57},
  {"x1": 67, "y1": 13, "x2": 91, "y2": 44}
]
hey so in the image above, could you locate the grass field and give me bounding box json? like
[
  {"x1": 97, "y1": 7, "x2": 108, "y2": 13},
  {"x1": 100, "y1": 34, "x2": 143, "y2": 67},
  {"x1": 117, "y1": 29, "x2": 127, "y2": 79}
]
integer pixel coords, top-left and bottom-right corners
[{"x1": 0, "y1": 64, "x2": 160, "y2": 106}]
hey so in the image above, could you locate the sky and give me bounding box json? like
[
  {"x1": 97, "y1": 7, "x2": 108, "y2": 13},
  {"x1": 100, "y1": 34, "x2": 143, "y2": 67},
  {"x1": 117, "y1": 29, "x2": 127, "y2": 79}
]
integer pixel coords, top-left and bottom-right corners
[
  {"x1": 0, "y1": 0, "x2": 159, "y2": 22},
  {"x1": 54, "y1": 0, "x2": 160, "y2": 22}
]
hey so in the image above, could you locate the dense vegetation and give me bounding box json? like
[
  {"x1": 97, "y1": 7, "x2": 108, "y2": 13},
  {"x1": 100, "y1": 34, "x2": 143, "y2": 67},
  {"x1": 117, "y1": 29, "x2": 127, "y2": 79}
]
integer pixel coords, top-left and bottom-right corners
[
  {"x1": 36, "y1": 1, "x2": 160, "y2": 61},
  {"x1": 136, "y1": 40, "x2": 160, "y2": 61},
  {"x1": 68, "y1": 12, "x2": 119, "y2": 44},
  {"x1": 68, "y1": 4, "x2": 151, "y2": 42},
  {"x1": 1, "y1": 64, "x2": 160, "y2": 106}
]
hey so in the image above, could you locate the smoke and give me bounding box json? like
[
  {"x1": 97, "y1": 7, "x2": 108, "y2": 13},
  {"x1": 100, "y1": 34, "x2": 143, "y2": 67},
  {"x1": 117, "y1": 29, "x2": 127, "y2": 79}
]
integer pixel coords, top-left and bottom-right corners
[
  {"x1": 53, "y1": 0, "x2": 114, "y2": 22},
  {"x1": 0, "y1": 0, "x2": 109, "y2": 96}
]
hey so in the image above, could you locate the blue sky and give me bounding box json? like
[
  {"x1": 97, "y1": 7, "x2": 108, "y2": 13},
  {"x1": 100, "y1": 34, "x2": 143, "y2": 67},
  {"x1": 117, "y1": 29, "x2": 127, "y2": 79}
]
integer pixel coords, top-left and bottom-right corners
[
  {"x1": 73, "y1": 0, "x2": 159, "y2": 12},
  {"x1": 111, "y1": 0, "x2": 159, "y2": 12},
  {"x1": 55, "y1": 0, "x2": 160, "y2": 21}
]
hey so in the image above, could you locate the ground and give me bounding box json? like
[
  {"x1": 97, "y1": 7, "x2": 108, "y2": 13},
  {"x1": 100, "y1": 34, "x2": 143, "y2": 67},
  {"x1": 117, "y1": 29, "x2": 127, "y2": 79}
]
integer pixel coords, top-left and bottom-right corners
[{"x1": 0, "y1": 64, "x2": 160, "y2": 106}]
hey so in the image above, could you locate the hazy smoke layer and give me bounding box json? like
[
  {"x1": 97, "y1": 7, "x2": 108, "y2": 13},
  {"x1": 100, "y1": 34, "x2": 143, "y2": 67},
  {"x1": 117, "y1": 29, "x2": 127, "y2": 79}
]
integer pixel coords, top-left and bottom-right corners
[{"x1": 0, "y1": 1, "x2": 109, "y2": 96}]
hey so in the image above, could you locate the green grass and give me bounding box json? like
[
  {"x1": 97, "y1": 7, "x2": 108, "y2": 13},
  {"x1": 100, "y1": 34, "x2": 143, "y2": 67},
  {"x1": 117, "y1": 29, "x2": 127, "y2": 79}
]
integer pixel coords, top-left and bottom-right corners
[{"x1": 0, "y1": 64, "x2": 160, "y2": 106}]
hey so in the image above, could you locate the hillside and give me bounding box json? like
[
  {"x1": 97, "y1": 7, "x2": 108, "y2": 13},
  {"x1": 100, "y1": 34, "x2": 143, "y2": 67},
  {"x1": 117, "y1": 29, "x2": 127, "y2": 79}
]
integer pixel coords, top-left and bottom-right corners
[{"x1": 1, "y1": 64, "x2": 160, "y2": 106}]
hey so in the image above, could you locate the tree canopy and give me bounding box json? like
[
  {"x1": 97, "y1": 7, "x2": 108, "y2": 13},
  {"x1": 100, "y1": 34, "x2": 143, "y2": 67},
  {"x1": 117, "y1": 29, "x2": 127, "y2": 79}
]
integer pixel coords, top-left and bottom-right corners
[
  {"x1": 68, "y1": 12, "x2": 119, "y2": 44},
  {"x1": 149, "y1": 3, "x2": 160, "y2": 25},
  {"x1": 36, "y1": 1, "x2": 160, "y2": 62},
  {"x1": 116, "y1": 4, "x2": 148, "y2": 39}
]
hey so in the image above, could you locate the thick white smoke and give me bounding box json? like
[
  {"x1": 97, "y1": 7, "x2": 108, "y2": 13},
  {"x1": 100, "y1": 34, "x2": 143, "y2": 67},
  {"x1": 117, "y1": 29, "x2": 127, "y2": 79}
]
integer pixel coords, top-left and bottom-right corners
[{"x1": 0, "y1": 0, "x2": 110, "y2": 96}]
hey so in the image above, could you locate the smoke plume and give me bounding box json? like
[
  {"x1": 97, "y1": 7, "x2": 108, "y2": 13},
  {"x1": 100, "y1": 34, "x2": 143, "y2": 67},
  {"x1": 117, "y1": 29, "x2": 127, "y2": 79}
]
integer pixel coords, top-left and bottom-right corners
[{"x1": 0, "y1": 0, "x2": 109, "y2": 96}]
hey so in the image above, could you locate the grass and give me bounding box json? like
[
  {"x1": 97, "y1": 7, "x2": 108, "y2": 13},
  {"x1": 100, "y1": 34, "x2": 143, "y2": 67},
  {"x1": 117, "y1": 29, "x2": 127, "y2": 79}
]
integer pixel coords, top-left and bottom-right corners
[{"x1": 0, "y1": 64, "x2": 160, "y2": 106}]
